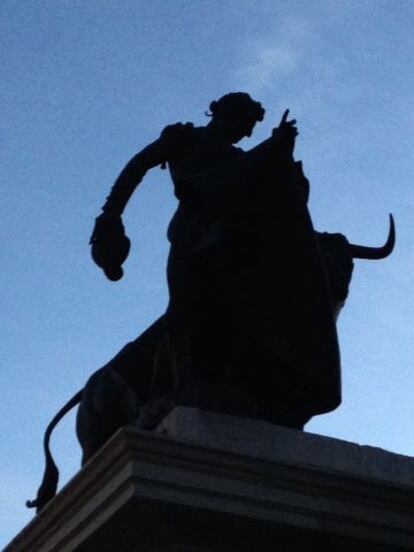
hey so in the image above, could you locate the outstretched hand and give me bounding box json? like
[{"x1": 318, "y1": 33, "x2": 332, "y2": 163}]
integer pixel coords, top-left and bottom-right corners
[{"x1": 272, "y1": 109, "x2": 298, "y2": 155}]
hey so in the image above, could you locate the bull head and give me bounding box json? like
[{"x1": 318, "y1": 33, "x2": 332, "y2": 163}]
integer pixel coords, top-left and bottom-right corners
[{"x1": 316, "y1": 214, "x2": 395, "y2": 319}]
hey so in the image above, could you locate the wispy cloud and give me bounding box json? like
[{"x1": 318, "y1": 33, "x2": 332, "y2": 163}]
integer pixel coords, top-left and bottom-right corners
[
  {"x1": 234, "y1": 44, "x2": 298, "y2": 94},
  {"x1": 232, "y1": 13, "x2": 313, "y2": 96},
  {"x1": 231, "y1": 11, "x2": 367, "y2": 112}
]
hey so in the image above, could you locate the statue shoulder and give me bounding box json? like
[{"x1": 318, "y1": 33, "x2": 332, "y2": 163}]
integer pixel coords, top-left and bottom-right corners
[
  {"x1": 160, "y1": 121, "x2": 199, "y2": 144},
  {"x1": 158, "y1": 122, "x2": 201, "y2": 162}
]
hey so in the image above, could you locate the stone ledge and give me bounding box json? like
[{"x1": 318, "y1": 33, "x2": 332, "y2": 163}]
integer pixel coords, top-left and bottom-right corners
[
  {"x1": 4, "y1": 408, "x2": 414, "y2": 551},
  {"x1": 157, "y1": 407, "x2": 414, "y2": 488}
]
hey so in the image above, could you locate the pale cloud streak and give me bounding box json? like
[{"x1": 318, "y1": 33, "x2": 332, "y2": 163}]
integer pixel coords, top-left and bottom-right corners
[
  {"x1": 232, "y1": 13, "x2": 313, "y2": 96},
  {"x1": 234, "y1": 44, "x2": 298, "y2": 95}
]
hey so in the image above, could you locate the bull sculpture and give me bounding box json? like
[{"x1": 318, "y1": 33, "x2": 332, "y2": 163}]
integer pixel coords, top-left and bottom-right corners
[{"x1": 27, "y1": 215, "x2": 395, "y2": 513}]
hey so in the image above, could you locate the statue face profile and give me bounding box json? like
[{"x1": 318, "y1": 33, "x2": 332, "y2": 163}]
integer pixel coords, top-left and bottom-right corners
[{"x1": 224, "y1": 114, "x2": 258, "y2": 143}]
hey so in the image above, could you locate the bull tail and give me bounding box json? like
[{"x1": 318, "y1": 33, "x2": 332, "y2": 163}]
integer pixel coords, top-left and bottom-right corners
[{"x1": 26, "y1": 389, "x2": 84, "y2": 513}]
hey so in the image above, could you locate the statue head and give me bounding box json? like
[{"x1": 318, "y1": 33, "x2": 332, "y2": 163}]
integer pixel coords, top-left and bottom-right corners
[{"x1": 207, "y1": 92, "x2": 265, "y2": 143}]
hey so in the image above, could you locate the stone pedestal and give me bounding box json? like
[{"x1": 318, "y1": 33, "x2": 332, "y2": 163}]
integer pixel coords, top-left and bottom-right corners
[{"x1": 5, "y1": 408, "x2": 414, "y2": 551}]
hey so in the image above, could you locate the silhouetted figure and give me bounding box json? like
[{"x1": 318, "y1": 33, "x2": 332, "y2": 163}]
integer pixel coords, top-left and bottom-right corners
[
  {"x1": 27, "y1": 93, "x2": 395, "y2": 512},
  {"x1": 88, "y1": 91, "x2": 394, "y2": 431},
  {"x1": 91, "y1": 94, "x2": 332, "y2": 423}
]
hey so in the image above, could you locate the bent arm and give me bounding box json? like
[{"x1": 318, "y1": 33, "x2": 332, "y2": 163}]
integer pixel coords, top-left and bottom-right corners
[
  {"x1": 101, "y1": 139, "x2": 166, "y2": 217},
  {"x1": 101, "y1": 122, "x2": 194, "y2": 216}
]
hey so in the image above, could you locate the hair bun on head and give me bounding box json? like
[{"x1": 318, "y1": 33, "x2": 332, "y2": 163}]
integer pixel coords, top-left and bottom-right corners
[{"x1": 206, "y1": 93, "x2": 265, "y2": 122}]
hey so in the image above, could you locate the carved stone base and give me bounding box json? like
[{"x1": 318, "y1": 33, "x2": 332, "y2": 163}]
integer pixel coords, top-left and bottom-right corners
[{"x1": 5, "y1": 408, "x2": 414, "y2": 551}]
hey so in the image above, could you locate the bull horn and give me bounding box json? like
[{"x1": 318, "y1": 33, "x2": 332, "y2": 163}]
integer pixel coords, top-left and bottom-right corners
[{"x1": 349, "y1": 214, "x2": 395, "y2": 259}]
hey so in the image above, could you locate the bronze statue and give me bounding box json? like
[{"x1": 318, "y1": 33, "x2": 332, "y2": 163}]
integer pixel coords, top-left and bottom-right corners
[{"x1": 27, "y1": 93, "x2": 395, "y2": 512}]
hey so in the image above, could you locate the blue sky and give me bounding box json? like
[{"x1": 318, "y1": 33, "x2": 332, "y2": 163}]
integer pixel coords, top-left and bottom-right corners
[{"x1": 1, "y1": 1, "x2": 413, "y2": 546}]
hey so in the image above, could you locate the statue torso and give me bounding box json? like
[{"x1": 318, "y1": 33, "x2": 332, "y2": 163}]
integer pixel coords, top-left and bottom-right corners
[{"x1": 161, "y1": 124, "x2": 244, "y2": 247}]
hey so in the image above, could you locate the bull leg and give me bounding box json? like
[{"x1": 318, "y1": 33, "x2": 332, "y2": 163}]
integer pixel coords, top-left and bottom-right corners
[{"x1": 76, "y1": 367, "x2": 140, "y2": 464}]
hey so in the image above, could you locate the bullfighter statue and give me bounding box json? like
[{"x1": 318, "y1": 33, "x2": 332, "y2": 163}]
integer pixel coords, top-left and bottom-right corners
[{"x1": 27, "y1": 93, "x2": 395, "y2": 512}]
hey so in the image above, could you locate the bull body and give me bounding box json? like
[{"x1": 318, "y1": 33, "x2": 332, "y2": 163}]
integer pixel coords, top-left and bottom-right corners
[{"x1": 27, "y1": 217, "x2": 395, "y2": 512}]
